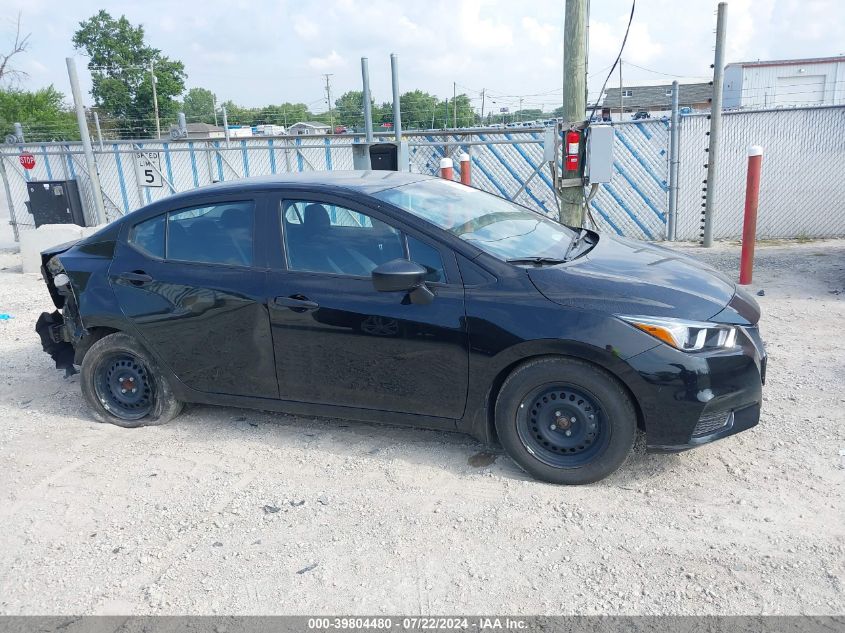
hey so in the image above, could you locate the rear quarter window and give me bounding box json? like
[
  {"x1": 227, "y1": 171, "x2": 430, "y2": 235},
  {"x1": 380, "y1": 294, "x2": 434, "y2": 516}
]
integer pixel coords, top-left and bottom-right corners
[{"x1": 128, "y1": 215, "x2": 165, "y2": 258}]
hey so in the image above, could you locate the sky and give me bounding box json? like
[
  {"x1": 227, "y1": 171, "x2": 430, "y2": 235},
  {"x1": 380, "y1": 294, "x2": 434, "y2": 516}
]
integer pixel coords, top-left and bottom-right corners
[{"x1": 4, "y1": 0, "x2": 845, "y2": 114}]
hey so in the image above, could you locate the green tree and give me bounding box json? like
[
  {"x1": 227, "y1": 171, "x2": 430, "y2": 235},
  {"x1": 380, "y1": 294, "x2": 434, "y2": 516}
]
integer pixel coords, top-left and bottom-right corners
[
  {"x1": 0, "y1": 86, "x2": 78, "y2": 141},
  {"x1": 72, "y1": 10, "x2": 186, "y2": 138},
  {"x1": 182, "y1": 87, "x2": 216, "y2": 124},
  {"x1": 399, "y1": 90, "x2": 439, "y2": 130},
  {"x1": 334, "y1": 90, "x2": 365, "y2": 128}
]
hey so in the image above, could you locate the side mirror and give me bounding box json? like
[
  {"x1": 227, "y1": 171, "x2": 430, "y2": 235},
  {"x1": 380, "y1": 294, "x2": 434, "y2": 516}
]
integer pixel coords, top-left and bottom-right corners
[
  {"x1": 372, "y1": 259, "x2": 434, "y2": 305},
  {"x1": 372, "y1": 258, "x2": 427, "y2": 292}
]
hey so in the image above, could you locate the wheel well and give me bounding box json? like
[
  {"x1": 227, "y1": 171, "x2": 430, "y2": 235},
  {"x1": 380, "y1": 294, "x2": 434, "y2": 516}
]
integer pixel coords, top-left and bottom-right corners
[
  {"x1": 74, "y1": 326, "x2": 120, "y2": 365},
  {"x1": 485, "y1": 354, "x2": 646, "y2": 444}
]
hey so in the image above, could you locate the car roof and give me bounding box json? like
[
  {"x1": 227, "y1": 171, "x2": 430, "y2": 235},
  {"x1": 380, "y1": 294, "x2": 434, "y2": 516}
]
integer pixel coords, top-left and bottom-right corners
[{"x1": 161, "y1": 170, "x2": 434, "y2": 206}]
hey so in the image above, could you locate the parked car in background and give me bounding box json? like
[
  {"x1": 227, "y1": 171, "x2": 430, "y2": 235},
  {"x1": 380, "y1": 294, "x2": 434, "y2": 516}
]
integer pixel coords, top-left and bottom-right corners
[
  {"x1": 632, "y1": 111, "x2": 651, "y2": 120},
  {"x1": 36, "y1": 172, "x2": 766, "y2": 485}
]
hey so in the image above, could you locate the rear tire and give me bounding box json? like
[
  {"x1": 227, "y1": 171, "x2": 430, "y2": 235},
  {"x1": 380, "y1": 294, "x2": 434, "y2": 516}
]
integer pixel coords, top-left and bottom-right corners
[
  {"x1": 80, "y1": 332, "x2": 183, "y2": 428},
  {"x1": 495, "y1": 357, "x2": 636, "y2": 484}
]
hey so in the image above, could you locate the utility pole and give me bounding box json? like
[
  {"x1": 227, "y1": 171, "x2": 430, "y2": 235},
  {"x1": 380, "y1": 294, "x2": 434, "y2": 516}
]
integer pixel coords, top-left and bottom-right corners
[
  {"x1": 150, "y1": 61, "x2": 161, "y2": 140},
  {"x1": 66, "y1": 57, "x2": 107, "y2": 225},
  {"x1": 213, "y1": 94, "x2": 218, "y2": 127},
  {"x1": 559, "y1": 0, "x2": 588, "y2": 226},
  {"x1": 453, "y1": 82, "x2": 457, "y2": 129},
  {"x1": 323, "y1": 73, "x2": 334, "y2": 131},
  {"x1": 519, "y1": 97, "x2": 523, "y2": 121},
  {"x1": 619, "y1": 59, "x2": 623, "y2": 121},
  {"x1": 702, "y1": 2, "x2": 728, "y2": 247},
  {"x1": 480, "y1": 88, "x2": 486, "y2": 123}
]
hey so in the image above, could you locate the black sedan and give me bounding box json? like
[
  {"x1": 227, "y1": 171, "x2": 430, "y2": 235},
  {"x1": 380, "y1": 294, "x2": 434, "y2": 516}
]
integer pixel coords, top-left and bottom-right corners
[{"x1": 36, "y1": 172, "x2": 766, "y2": 484}]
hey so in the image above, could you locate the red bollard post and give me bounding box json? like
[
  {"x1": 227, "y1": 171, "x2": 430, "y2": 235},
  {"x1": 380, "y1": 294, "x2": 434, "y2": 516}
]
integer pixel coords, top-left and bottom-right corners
[
  {"x1": 459, "y1": 152, "x2": 471, "y2": 185},
  {"x1": 739, "y1": 145, "x2": 764, "y2": 285},
  {"x1": 439, "y1": 157, "x2": 453, "y2": 180}
]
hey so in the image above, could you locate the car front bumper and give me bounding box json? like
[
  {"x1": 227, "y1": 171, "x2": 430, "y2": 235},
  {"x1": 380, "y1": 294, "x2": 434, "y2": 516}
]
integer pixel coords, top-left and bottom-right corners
[{"x1": 623, "y1": 325, "x2": 767, "y2": 452}]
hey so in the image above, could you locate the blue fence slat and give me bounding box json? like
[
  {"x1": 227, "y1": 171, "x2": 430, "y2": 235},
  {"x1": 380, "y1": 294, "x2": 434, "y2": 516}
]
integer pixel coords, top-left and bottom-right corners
[
  {"x1": 604, "y1": 183, "x2": 653, "y2": 239},
  {"x1": 187, "y1": 142, "x2": 199, "y2": 187},
  {"x1": 295, "y1": 138, "x2": 304, "y2": 172},
  {"x1": 615, "y1": 128, "x2": 667, "y2": 191},
  {"x1": 613, "y1": 160, "x2": 666, "y2": 222},
  {"x1": 590, "y1": 199, "x2": 624, "y2": 236},
  {"x1": 112, "y1": 143, "x2": 130, "y2": 213},
  {"x1": 214, "y1": 141, "x2": 224, "y2": 181},
  {"x1": 241, "y1": 140, "x2": 250, "y2": 177},
  {"x1": 163, "y1": 143, "x2": 174, "y2": 185},
  {"x1": 324, "y1": 137, "x2": 333, "y2": 170},
  {"x1": 269, "y1": 139, "x2": 277, "y2": 174},
  {"x1": 40, "y1": 145, "x2": 53, "y2": 179}
]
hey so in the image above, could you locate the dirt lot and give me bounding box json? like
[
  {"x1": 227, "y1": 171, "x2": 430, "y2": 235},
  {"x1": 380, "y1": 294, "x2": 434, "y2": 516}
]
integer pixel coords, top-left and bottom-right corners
[{"x1": 0, "y1": 239, "x2": 843, "y2": 615}]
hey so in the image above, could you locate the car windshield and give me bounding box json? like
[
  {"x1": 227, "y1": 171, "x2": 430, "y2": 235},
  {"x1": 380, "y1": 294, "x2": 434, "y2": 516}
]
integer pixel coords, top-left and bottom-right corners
[{"x1": 373, "y1": 179, "x2": 576, "y2": 261}]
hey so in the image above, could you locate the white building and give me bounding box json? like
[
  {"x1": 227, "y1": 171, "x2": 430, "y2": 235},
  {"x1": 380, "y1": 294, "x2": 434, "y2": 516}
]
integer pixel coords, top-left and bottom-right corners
[
  {"x1": 288, "y1": 121, "x2": 331, "y2": 135},
  {"x1": 723, "y1": 56, "x2": 845, "y2": 109}
]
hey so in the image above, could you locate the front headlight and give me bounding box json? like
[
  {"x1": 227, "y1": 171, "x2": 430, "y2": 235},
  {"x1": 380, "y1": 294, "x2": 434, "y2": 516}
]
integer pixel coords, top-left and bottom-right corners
[{"x1": 619, "y1": 315, "x2": 738, "y2": 352}]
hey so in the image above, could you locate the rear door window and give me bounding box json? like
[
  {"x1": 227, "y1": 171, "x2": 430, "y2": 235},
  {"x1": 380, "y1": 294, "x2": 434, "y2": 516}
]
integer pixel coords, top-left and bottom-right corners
[{"x1": 167, "y1": 201, "x2": 255, "y2": 266}]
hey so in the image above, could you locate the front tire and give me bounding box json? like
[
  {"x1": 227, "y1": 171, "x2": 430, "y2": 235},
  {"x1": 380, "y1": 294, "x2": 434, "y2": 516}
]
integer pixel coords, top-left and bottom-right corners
[
  {"x1": 80, "y1": 332, "x2": 183, "y2": 428},
  {"x1": 495, "y1": 357, "x2": 636, "y2": 484}
]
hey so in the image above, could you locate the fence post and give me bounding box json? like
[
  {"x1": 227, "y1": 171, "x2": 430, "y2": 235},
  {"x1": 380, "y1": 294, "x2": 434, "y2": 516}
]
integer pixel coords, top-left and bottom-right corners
[
  {"x1": 739, "y1": 145, "x2": 763, "y2": 285},
  {"x1": 93, "y1": 112, "x2": 104, "y2": 152},
  {"x1": 439, "y1": 157, "x2": 453, "y2": 180},
  {"x1": 667, "y1": 80, "x2": 680, "y2": 241},
  {"x1": 459, "y1": 152, "x2": 471, "y2": 185},
  {"x1": 13, "y1": 123, "x2": 24, "y2": 144},
  {"x1": 66, "y1": 57, "x2": 108, "y2": 225},
  {"x1": 0, "y1": 156, "x2": 20, "y2": 242},
  {"x1": 701, "y1": 2, "x2": 728, "y2": 247}
]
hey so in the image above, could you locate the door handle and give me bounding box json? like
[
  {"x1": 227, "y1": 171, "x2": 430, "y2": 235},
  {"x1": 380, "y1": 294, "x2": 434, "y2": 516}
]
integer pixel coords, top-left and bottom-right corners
[
  {"x1": 273, "y1": 295, "x2": 319, "y2": 311},
  {"x1": 113, "y1": 271, "x2": 153, "y2": 285}
]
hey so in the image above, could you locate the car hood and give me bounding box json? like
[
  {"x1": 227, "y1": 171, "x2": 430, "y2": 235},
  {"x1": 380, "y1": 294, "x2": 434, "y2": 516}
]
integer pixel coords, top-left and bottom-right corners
[{"x1": 529, "y1": 234, "x2": 741, "y2": 322}]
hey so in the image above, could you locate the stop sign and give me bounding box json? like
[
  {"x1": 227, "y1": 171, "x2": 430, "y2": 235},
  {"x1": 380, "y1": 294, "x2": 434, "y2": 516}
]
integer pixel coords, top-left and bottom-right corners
[{"x1": 19, "y1": 152, "x2": 35, "y2": 170}]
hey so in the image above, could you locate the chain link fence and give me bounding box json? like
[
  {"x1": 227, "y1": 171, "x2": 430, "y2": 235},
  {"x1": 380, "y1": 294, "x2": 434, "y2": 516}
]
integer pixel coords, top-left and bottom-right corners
[{"x1": 3, "y1": 106, "x2": 845, "y2": 243}]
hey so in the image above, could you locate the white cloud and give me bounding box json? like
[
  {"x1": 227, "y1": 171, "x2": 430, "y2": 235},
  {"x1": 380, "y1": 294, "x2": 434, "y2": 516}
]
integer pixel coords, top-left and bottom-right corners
[
  {"x1": 308, "y1": 50, "x2": 347, "y2": 71},
  {"x1": 522, "y1": 17, "x2": 556, "y2": 46},
  {"x1": 11, "y1": 0, "x2": 845, "y2": 109},
  {"x1": 293, "y1": 15, "x2": 319, "y2": 40}
]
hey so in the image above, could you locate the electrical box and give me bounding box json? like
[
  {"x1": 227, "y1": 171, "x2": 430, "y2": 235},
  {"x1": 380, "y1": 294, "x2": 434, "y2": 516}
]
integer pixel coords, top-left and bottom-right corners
[
  {"x1": 585, "y1": 125, "x2": 614, "y2": 184},
  {"x1": 369, "y1": 143, "x2": 398, "y2": 170},
  {"x1": 26, "y1": 179, "x2": 86, "y2": 228},
  {"x1": 353, "y1": 142, "x2": 410, "y2": 171}
]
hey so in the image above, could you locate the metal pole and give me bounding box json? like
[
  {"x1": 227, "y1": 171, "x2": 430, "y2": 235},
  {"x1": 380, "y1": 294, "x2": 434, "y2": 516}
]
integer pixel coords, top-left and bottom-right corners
[
  {"x1": 618, "y1": 59, "x2": 623, "y2": 121},
  {"x1": 222, "y1": 106, "x2": 230, "y2": 145},
  {"x1": 667, "y1": 80, "x2": 680, "y2": 241},
  {"x1": 361, "y1": 57, "x2": 374, "y2": 143},
  {"x1": 390, "y1": 53, "x2": 402, "y2": 142},
  {"x1": 66, "y1": 57, "x2": 107, "y2": 225},
  {"x1": 93, "y1": 112, "x2": 104, "y2": 152},
  {"x1": 702, "y1": 2, "x2": 727, "y2": 247},
  {"x1": 559, "y1": 0, "x2": 588, "y2": 226},
  {"x1": 480, "y1": 89, "x2": 486, "y2": 124},
  {"x1": 0, "y1": 157, "x2": 20, "y2": 242},
  {"x1": 178, "y1": 112, "x2": 187, "y2": 137},
  {"x1": 453, "y1": 82, "x2": 457, "y2": 129},
  {"x1": 13, "y1": 122, "x2": 24, "y2": 143},
  {"x1": 323, "y1": 73, "x2": 334, "y2": 131},
  {"x1": 150, "y1": 61, "x2": 161, "y2": 140}
]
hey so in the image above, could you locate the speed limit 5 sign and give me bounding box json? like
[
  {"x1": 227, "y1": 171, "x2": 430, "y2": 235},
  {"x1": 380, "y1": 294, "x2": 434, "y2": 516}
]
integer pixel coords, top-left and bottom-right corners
[{"x1": 133, "y1": 151, "x2": 163, "y2": 188}]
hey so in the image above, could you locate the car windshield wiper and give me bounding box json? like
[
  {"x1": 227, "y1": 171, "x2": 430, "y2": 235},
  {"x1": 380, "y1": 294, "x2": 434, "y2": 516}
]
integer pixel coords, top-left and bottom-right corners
[
  {"x1": 505, "y1": 256, "x2": 567, "y2": 266},
  {"x1": 563, "y1": 228, "x2": 589, "y2": 261}
]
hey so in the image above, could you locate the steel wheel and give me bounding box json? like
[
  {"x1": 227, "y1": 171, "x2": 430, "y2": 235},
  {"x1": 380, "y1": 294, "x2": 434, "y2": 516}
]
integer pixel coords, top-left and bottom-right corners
[
  {"x1": 93, "y1": 352, "x2": 155, "y2": 420},
  {"x1": 516, "y1": 384, "x2": 611, "y2": 468}
]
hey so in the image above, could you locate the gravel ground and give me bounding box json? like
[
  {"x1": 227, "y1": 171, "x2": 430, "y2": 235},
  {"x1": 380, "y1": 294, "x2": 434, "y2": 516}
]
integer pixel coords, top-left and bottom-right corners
[{"x1": 0, "y1": 238, "x2": 843, "y2": 615}]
